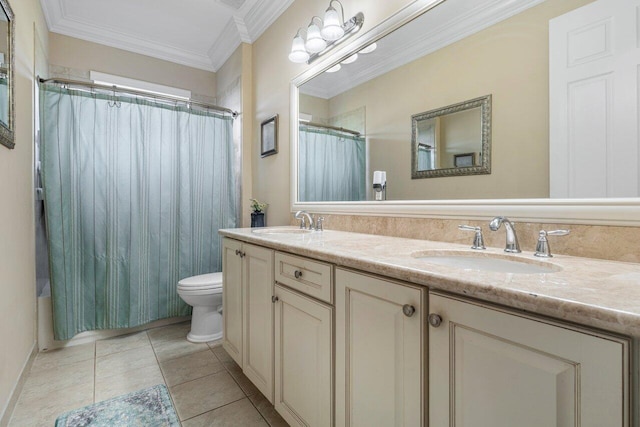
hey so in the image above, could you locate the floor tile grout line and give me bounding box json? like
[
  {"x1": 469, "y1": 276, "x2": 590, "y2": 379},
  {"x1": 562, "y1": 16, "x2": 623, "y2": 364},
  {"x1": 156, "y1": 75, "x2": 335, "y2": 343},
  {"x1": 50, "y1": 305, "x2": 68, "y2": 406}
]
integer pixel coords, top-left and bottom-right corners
[{"x1": 179, "y1": 396, "x2": 248, "y2": 423}]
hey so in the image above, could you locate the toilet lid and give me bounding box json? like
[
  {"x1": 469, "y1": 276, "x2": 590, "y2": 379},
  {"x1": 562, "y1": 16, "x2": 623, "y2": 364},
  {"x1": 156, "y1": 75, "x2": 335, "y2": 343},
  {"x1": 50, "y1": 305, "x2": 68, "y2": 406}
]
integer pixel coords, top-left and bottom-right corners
[{"x1": 177, "y1": 272, "x2": 223, "y2": 291}]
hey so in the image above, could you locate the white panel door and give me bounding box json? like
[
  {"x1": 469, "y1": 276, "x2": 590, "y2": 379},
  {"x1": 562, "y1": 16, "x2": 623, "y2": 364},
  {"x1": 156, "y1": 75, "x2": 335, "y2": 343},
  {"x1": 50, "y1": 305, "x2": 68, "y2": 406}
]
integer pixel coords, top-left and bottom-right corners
[
  {"x1": 429, "y1": 293, "x2": 630, "y2": 427},
  {"x1": 335, "y1": 268, "x2": 426, "y2": 427},
  {"x1": 550, "y1": 0, "x2": 640, "y2": 198},
  {"x1": 222, "y1": 238, "x2": 243, "y2": 366},
  {"x1": 242, "y1": 243, "x2": 275, "y2": 402},
  {"x1": 274, "y1": 284, "x2": 333, "y2": 427}
]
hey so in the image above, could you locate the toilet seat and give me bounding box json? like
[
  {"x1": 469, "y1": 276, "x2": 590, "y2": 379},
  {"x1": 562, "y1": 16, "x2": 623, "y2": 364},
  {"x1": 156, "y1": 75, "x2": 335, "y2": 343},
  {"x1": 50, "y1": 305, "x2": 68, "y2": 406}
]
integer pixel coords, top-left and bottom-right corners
[{"x1": 177, "y1": 272, "x2": 223, "y2": 292}]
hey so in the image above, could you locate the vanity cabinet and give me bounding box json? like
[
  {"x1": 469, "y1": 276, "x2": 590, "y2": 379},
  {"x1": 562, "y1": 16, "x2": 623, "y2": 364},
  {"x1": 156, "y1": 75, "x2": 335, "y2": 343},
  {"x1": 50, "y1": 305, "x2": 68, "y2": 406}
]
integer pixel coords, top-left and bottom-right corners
[
  {"x1": 222, "y1": 238, "x2": 275, "y2": 402},
  {"x1": 429, "y1": 292, "x2": 631, "y2": 427},
  {"x1": 273, "y1": 284, "x2": 333, "y2": 427},
  {"x1": 335, "y1": 268, "x2": 427, "y2": 427}
]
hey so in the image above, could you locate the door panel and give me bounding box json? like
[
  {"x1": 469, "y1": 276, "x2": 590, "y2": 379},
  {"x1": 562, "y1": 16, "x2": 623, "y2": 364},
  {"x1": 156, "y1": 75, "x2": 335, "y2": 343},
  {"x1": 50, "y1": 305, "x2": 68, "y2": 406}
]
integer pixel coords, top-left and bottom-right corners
[
  {"x1": 222, "y1": 238, "x2": 243, "y2": 365},
  {"x1": 429, "y1": 292, "x2": 630, "y2": 427},
  {"x1": 335, "y1": 268, "x2": 425, "y2": 427},
  {"x1": 242, "y1": 244, "x2": 275, "y2": 402},
  {"x1": 274, "y1": 285, "x2": 333, "y2": 427}
]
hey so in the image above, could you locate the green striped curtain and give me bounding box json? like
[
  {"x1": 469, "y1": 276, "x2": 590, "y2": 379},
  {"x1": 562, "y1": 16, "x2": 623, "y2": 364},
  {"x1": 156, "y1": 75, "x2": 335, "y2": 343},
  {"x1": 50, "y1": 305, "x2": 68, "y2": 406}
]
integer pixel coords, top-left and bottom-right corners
[
  {"x1": 40, "y1": 84, "x2": 237, "y2": 340},
  {"x1": 298, "y1": 125, "x2": 366, "y2": 202}
]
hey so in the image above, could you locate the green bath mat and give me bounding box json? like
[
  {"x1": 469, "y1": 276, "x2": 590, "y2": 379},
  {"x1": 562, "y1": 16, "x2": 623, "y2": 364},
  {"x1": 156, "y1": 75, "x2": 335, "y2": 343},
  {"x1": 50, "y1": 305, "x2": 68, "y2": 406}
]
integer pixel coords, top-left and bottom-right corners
[{"x1": 55, "y1": 384, "x2": 179, "y2": 427}]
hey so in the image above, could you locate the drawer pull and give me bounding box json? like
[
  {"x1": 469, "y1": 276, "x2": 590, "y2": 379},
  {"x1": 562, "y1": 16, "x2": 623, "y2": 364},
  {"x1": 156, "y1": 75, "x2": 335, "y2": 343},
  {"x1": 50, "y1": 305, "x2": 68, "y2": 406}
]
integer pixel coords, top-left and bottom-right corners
[
  {"x1": 272, "y1": 295, "x2": 279, "y2": 303},
  {"x1": 402, "y1": 304, "x2": 416, "y2": 317},
  {"x1": 294, "y1": 270, "x2": 303, "y2": 279},
  {"x1": 428, "y1": 313, "x2": 442, "y2": 327}
]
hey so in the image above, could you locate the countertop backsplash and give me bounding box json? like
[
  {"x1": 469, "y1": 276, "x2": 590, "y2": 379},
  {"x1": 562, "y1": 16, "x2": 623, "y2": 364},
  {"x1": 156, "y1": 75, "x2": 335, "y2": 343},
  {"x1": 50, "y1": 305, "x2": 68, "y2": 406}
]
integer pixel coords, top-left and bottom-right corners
[{"x1": 291, "y1": 214, "x2": 640, "y2": 263}]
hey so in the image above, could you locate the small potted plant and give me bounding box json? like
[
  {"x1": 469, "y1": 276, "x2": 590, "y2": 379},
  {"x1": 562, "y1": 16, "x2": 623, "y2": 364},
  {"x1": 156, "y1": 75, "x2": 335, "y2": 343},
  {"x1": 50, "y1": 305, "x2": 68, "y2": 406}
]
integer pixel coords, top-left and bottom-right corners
[{"x1": 250, "y1": 198, "x2": 268, "y2": 228}]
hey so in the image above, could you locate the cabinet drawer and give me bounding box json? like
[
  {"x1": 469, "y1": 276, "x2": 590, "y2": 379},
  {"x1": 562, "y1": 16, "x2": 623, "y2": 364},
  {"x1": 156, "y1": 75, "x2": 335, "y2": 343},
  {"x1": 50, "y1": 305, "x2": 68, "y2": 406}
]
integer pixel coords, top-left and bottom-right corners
[{"x1": 275, "y1": 252, "x2": 333, "y2": 303}]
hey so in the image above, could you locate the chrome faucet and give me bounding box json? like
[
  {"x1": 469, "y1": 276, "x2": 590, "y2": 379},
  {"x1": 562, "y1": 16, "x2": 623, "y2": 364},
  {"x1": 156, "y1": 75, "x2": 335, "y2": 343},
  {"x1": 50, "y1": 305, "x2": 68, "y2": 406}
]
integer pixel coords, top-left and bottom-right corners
[
  {"x1": 294, "y1": 210, "x2": 314, "y2": 230},
  {"x1": 534, "y1": 229, "x2": 569, "y2": 258},
  {"x1": 489, "y1": 216, "x2": 521, "y2": 253}
]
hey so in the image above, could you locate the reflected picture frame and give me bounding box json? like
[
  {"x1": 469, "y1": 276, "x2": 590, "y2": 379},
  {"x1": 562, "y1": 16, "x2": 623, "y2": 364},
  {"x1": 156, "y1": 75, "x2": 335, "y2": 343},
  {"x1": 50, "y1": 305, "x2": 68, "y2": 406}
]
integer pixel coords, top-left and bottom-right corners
[
  {"x1": 454, "y1": 152, "x2": 475, "y2": 168},
  {"x1": 261, "y1": 114, "x2": 278, "y2": 157}
]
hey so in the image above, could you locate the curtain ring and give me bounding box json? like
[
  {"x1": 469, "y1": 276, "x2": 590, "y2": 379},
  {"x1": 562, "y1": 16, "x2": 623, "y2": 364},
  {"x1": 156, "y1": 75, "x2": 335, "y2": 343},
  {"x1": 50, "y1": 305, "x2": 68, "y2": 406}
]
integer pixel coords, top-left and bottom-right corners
[{"x1": 108, "y1": 85, "x2": 121, "y2": 108}]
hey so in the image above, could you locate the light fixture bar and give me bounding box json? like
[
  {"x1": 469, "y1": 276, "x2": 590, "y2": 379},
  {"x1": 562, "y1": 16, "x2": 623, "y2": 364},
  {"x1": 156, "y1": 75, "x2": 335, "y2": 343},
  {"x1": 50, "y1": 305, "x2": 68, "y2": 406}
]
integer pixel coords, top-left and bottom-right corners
[{"x1": 307, "y1": 12, "x2": 364, "y2": 64}]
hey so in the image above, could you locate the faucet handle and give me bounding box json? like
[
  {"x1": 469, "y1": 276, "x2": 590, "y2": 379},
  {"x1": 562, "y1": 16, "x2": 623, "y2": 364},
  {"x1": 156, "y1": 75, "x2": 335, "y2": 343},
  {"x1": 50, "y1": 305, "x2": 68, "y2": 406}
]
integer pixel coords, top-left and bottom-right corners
[
  {"x1": 534, "y1": 229, "x2": 570, "y2": 258},
  {"x1": 458, "y1": 225, "x2": 486, "y2": 250},
  {"x1": 315, "y1": 216, "x2": 325, "y2": 232}
]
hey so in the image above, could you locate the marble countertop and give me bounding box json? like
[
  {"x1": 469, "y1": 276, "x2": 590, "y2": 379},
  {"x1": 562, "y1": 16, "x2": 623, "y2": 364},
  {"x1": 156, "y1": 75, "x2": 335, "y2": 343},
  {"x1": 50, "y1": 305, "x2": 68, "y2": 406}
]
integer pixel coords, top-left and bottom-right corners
[{"x1": 220, "y1": 227, "x2": 640, "y2": 338}]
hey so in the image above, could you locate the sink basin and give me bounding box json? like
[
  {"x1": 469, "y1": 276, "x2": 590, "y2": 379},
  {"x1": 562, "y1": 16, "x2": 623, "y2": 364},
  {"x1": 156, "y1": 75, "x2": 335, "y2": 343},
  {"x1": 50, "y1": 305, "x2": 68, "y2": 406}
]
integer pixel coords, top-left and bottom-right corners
[
  {"x1": 251, "y1": 227, "x2": 315, "y2": 235},
  {"x1": 411, "y1": 251, "x2": 562, "y2": 274}
]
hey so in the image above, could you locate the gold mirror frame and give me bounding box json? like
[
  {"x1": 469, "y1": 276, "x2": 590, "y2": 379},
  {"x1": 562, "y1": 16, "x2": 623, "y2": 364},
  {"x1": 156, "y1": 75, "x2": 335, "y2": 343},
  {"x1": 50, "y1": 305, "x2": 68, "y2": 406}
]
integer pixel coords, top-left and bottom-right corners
[{"x1": 0, "y1": 0, "x2": 14, "y2": 149}]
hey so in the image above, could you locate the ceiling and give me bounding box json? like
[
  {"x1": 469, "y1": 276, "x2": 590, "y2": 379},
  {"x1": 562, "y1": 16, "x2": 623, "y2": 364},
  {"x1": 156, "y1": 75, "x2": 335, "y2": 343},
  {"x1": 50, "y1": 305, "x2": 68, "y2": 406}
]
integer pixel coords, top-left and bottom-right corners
[{"x1": 40, "y1": 0, "x2": 294, "y2": 72}]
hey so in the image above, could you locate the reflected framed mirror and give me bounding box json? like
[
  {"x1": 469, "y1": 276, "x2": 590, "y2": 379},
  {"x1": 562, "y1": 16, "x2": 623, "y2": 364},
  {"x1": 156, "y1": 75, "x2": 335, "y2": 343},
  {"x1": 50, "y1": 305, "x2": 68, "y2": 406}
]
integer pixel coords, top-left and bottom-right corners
[
  {"x1": 290, "y1": 0, "x2": 640, "y2": 225},
  {"x1": 411, "y1": 95, "x2": 491, "y2": 179},
  {"x1": 0, "y1": 0, "x2": 14, "y2": 149}
]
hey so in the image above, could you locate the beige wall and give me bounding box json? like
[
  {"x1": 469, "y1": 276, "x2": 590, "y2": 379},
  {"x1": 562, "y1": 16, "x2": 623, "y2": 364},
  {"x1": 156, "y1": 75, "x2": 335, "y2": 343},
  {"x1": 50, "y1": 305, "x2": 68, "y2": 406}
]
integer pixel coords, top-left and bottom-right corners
[
  {"x1": 49, "y1": 33, "x2": 216, "y2": 98},
  {"x1": 216, "y1": 43, "x2": 254, "y2": 227},
  {"x1": 0, "y1": 0, "x2": 48, "y2": 421},
  {"x1": 299, "y1": 94, "x2": 329, "y2": 123},
  {"x1": 252, "y1": 0, "x2": 419, "y2": 226}
]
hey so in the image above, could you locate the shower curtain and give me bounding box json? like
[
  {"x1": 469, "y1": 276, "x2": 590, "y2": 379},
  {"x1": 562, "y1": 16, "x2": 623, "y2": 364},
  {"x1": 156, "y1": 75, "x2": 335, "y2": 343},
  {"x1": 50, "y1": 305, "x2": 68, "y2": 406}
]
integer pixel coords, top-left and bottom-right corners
[
  {"x1": 40, "y1": 84, "x2": 238, "y2": 340},
  {"x1": 298, "y1": 125, "x2": 366, "y2": 202}
]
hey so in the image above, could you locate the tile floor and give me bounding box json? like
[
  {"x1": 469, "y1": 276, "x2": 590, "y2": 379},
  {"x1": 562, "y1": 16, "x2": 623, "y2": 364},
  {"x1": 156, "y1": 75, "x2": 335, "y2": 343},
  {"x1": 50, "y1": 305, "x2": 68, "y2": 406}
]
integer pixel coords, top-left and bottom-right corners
[{"x1": 8, "y1": 322, "x2": 288, "y2": 427}]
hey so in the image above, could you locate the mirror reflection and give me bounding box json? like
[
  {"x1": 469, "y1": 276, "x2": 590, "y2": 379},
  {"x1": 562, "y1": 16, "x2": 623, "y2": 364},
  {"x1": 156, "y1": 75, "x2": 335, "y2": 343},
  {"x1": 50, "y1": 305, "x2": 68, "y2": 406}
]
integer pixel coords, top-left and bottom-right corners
[
  {"x1": 296, "y1": 0, "x2": 638, "y2": 202},
  {"x1": 0, "y1": 7, "x2": 9, "y2": 128},
  {"x1": 411, "y1": 95, "x2": 490, "y2": 179},
  {"x1": 0, "y1": 0, "x2": 13, "y2": 149}
]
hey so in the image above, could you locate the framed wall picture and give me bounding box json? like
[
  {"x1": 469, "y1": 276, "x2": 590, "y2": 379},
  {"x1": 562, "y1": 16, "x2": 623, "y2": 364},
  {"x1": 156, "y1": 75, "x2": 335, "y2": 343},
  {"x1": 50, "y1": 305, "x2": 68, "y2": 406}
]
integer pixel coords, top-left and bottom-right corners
[
  {"x1": 454, "y1": 152, "x2": 475, "y2": 167},
  {"x1": 261, "y1": 114, "x2": 278, "y2": 157}
]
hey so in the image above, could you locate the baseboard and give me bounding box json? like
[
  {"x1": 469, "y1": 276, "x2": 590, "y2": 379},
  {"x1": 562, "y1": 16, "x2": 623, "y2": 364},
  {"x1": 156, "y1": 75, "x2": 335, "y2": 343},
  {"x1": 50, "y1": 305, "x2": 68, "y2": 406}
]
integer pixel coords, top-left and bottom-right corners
[{"x1": 0, "y1": 342, "x2": 37, "y2": 427}]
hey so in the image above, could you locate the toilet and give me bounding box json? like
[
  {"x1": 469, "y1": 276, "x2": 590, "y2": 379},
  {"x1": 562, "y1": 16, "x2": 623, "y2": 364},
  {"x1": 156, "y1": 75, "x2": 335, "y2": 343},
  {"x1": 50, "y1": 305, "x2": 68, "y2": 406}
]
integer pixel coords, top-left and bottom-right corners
[{"x1": 177, "y1": 272, "x2": 223, "y2": 343}]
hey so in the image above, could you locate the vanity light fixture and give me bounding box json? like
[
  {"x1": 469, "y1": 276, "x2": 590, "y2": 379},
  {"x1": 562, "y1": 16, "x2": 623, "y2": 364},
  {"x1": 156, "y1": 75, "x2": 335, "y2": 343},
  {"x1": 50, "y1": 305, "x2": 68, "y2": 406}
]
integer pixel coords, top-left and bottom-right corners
[
  {"x1": 321, "y1": 1, "x2": 345, "y2": 41},
  {"x1": 305, "y1": 17, "x2": 327, "y2": 53},
  {"x1": 326, "y1": 64, "x2": 342, "y2": 73},
  {"x1": 288, "y1": 0, "x2": 364, "y2": 64}
]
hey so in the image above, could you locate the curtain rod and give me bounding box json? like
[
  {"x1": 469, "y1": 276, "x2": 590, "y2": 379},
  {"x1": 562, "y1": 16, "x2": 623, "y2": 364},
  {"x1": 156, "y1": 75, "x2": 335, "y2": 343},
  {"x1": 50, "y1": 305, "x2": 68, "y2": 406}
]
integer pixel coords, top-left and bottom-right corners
[
  {"x1": 39, "y1": 77, "x2": 239, "y2": 118},
  {"x1": 300, "y1": 121, "x2": 361, "y2": 136}
]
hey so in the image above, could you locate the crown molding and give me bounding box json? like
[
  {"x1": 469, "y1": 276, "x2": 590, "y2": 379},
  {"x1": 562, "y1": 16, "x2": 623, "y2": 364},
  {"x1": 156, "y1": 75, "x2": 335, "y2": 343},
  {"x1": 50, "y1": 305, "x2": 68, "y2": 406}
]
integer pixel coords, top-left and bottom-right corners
[
  {"x1": 208, "y1": 19, "x2": 243, "y2": 72},
  {"x1": 304, "y1": 0, "x2": 545, "y2": 99},
  {"x1": 242, "y1": 0, "x2": 295, "y2": 41},
  {"x1": 41, "y1": 0, "x2": 293, "y2": 72}
]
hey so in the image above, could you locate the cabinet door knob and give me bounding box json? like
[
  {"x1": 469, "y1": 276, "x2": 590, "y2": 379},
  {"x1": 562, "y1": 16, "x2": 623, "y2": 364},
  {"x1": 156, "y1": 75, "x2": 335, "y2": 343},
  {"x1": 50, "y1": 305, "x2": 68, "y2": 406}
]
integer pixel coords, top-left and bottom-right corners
[
  {"x1": 239, "y1": 251, "x2": 246, "y2": 258},
  {"x1": 272, "y1": 296, "x2": 279, "y2": 303},
  {"x1": 428, "y1": 313, "x2": 443, "y2": 327},
  {"x1": 294, "y1": 270, "x2": 303, "y2": 279},
  {"x1": 402, "y1": 304, "x2": 416, "y2": 317},
  {"x1": 235, "y1": 249, "x2": 240, "y2": 256}
]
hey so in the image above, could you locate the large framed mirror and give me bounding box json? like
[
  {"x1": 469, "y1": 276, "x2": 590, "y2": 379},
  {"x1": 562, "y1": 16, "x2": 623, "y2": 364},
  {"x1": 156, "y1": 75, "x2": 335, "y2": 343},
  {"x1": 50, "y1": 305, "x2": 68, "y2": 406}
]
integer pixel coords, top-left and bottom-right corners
[
  {"x1": 0, "y1": 0, "x2": 13, "y2": 149},
  {"x1": 291, "y1": 0, "x2": 640, "y2": 225}
]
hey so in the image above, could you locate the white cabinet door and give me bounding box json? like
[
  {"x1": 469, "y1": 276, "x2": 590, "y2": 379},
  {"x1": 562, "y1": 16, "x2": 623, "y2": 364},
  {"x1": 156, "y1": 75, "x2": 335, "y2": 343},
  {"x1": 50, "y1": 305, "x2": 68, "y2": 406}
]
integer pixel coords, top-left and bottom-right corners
[
  {"x1": 335, "y1": 268, "x2": 426, "y2": 427},
  {"x1": 222, "y1": 238, "x2": 243, "y2": 366},
  {"x1": 242, "y1": 244, "x2": 275, "y2": 403},
  {"x1": 274, "y1": 284, "x2": 333, "y2": 427},
  {"x1": 429, "y1": 292, "x2": 630, "y2": 427},
  {"x1": 550, "y1": 0, "x2": 640, "y2": 198}
]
